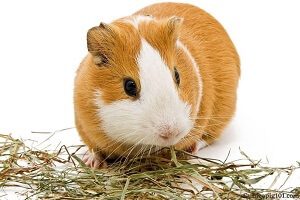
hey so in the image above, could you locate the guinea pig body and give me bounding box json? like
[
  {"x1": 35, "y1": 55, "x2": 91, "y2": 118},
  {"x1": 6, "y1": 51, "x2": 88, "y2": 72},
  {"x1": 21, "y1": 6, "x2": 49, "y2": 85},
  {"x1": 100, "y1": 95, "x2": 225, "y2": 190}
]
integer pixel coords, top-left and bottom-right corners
[{"x1": 74, "y1": 3, "x2": 240, "y2": 167}]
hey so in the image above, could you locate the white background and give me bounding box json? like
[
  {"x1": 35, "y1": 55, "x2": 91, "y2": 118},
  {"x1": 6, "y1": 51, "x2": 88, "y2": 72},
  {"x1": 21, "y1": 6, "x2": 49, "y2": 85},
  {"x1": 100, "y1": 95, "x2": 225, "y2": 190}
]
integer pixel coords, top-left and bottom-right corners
[{"x1": 1, "y1": 0, "x2": 300, "y2": 197}]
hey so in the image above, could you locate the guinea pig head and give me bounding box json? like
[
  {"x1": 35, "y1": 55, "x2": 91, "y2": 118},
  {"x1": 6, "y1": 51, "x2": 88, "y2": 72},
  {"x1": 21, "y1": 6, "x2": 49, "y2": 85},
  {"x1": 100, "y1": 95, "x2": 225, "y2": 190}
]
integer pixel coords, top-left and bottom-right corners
[{"x1": 87, "y1": 17, "x2": 196, "y2": 147}]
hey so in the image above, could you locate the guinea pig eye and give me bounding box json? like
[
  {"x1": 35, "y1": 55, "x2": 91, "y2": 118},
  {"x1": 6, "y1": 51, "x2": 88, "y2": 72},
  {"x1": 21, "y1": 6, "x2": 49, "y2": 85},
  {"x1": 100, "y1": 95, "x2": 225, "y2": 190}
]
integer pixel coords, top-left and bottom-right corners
[
  {"x1": 123, "y1": 78, "x2": 137, "y2": 97},
  {"x1": 174, "y1": 67, "x2": 180, "y2": 85}
]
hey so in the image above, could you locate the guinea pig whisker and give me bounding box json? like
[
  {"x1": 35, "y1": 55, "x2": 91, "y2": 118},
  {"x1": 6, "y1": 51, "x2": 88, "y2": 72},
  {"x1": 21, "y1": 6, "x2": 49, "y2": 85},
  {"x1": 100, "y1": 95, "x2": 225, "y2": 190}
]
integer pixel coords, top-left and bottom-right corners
[
  {"x1": 136, "y1": 146, "x2": 147, "y2": 167},
  {"x1": 189, "y1": 128, "x2": 204, "y2": 135},
  {"x1": 192, "y1": 125, "x2": 216, "y2": 134},
  {"x1": 123, "y1": 137, "x2": 146, "y2": 163},
  {"x1": 122, "y1": 144, "x2": 142, "y2": 165},
  {"x1": 193, "y1": 122, "x2": 226, "y2": 128},
  {"x1": 126, "y1": 141, "x2": 148, "y2": 170},
  {"x1": 192, "y1": 130, "x2": 217, "y2": 139},
  {"x1": 149, "y1": 146, "x2": 166, "y2": 155},
  {"x1": 190, "y1": 116, "x2": 232, "y2": 120},
  {"x1": 191, "y1": 123, "x2": 205, "y2": 127},
  {"x1": 100, "y1": 136, "x2": 136, "y2": 166},
  {"x1": 190, "y1": 115, "x2": 233, "y2": 118},
  {"x1": 148, "y1": 144, "x2": 154, "y2": 156},
  {"x1": 202, "y1": 132, "x2": 218, "y2": 141},
  {"x1": 141, "y1": 143, "x2": 152, "y2": 159},
  {"x1": 136, "y1": 142, "x2": 150, "y2": 158},
  {"x1": 125, "y1": 137, "x2": 148, "y2": 159},
  {"x1": 100, "y1": 135, "x2": 128, "y2": 152},
  {"x1": 112, "y1": 137, "x2": 145, "y2": 168},
  {"x1": 111, "y1": 136, "x2": 137, "y2": 157},
  {"x1": 190, "y1": 118, "x2": 229, "y2": 124}
]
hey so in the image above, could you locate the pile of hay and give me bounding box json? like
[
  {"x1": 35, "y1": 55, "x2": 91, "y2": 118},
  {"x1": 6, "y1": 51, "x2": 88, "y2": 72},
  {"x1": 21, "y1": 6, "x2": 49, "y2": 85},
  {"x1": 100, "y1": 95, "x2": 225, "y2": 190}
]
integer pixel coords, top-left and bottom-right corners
[{"x1": 0, "y1": 133, "x2": 299, "y2": 199}]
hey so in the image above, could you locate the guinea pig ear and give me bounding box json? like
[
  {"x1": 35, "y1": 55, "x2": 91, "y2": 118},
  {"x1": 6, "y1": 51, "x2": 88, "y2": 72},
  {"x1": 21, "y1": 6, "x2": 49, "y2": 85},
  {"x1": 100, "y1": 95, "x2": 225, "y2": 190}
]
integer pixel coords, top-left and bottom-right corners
[
  {"x1": 87, "y1": 22, "x2": 114, "y2": 66},
  {"x1": 166, "y1": 16, "x2": 183, "y2": 39}
]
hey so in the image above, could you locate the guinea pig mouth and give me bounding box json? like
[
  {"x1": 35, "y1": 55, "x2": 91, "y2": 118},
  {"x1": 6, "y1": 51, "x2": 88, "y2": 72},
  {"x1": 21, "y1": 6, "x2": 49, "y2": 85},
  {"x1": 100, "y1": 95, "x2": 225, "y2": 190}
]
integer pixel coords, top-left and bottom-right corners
[{"x1": 154, "y1": 133, "x2": 185, "y2": 147}]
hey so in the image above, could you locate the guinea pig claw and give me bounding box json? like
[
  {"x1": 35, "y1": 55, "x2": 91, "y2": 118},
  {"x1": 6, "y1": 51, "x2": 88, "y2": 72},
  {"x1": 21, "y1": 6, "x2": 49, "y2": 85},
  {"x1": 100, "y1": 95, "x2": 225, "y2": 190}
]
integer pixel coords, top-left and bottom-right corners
[{"x1": 83, "y1": 151, "x2": 107, "y2": 169}]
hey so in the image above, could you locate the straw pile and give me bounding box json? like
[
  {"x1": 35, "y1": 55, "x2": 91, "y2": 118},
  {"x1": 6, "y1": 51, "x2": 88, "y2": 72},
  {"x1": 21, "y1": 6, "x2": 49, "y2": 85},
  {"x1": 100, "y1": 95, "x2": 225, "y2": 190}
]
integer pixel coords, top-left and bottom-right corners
[{"x1": 0, "y1": 133, "x2": 299, "y2": 199}]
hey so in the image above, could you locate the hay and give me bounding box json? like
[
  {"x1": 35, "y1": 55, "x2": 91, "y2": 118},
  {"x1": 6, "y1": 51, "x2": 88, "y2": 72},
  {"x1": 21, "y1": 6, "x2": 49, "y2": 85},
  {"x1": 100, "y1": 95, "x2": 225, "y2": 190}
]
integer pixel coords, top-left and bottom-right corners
[{"x1": 0, "y1": 133, "x2": 299, "y2": 199}]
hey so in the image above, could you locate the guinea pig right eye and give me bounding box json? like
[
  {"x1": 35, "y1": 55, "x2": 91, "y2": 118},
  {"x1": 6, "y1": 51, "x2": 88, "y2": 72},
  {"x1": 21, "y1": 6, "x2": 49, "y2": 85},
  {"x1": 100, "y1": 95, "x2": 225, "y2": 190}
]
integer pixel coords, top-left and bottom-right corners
[{"x1": 123, "y1": 78, "x2": 138, "y2": 97}]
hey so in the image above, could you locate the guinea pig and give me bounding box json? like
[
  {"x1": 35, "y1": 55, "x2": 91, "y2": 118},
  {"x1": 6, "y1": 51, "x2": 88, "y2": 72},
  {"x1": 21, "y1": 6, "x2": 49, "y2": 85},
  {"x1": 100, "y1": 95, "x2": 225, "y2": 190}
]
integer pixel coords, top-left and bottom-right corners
[{"x1": 74, "y1": 2, "x2": 240, "y2": 168}]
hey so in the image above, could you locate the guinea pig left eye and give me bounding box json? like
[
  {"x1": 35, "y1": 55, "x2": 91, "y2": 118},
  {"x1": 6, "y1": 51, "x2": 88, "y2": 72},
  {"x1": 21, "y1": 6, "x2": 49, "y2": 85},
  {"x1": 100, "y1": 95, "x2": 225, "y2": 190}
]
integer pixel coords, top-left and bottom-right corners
[
  {"x1": 174, "y1": 67, "x2": 180, "y2": 85},
  {"x1": 123, "y1": 78, "x2": 137, "y2": 97}
]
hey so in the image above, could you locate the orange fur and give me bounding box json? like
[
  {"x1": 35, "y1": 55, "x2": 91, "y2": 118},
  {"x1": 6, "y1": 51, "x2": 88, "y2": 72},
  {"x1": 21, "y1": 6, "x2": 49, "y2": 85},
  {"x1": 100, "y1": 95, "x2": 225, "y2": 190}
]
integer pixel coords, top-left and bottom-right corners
[{"x1": 74, "y1": 3, "x2": 240, "y2": 157}]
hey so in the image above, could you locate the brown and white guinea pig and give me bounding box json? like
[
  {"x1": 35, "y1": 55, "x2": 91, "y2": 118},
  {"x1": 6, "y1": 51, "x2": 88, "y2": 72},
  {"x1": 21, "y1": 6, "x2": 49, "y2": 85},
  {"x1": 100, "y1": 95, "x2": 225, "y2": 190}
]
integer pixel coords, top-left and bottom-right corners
[{"x1": 74, "y1": 2, "x2": 240, "y2": 168}]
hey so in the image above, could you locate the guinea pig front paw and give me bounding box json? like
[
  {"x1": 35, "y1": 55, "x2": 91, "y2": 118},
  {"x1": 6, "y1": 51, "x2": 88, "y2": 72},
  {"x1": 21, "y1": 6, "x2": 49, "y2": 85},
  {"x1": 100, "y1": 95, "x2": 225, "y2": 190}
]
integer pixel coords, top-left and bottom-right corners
[
  {"x1": 82, "y1": 151, "x2": 107, "y2": 169},
  {"x1": 187, "y1": 140, "x2": 208, "y2": 155}
]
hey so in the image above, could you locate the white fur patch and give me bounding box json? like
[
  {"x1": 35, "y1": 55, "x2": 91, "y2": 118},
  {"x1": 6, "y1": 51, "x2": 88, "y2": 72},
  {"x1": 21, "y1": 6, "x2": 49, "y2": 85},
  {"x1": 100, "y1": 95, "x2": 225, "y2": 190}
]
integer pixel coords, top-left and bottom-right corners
[
  {"x1": 125, "y1": 15, "x2": 153, "y2": 29},
  {"x1": 95, "y1": 40, "x2": 193, "y2": 147},
  {"x1": 176, "y1": 40, "x2": 203, "y2": 117}
]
